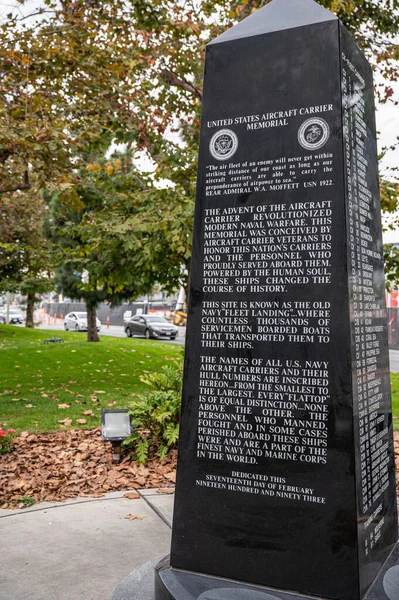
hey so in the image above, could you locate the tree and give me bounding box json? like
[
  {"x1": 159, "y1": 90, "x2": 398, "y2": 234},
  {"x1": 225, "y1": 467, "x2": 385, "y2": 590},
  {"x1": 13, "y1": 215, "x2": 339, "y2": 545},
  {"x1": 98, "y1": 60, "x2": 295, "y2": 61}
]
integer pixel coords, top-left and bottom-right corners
[
  {"x1": 0, "y1": 0, "x2": 153, "y2": 196},
  {"x1": 0, "y1": 0, "x2": 169, "y2": 307},
  {"x1": 103, "y1": 0, "x2": 399, "y2": 291},
  {"x1": 95, "y1": 149, "x2": 196, "y2": 295},
  {"x1": 4, "y1": 1, "x2": 396, "y2": 194},
  {"x1": 45, "y1": 152, "x2": 152, "y2": 341},
  {"x1": 0, "y1": 191, "x2": 52, "y2": 325},
  {"x1": 1, "y1": 0, "x2": 398, "y2": 297}
]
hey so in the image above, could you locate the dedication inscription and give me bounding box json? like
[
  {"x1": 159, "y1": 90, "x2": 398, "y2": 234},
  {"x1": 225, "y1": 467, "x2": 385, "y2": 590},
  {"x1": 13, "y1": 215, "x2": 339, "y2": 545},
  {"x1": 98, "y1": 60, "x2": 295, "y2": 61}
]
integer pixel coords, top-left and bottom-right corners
[{"x1": 157, "y1": 2, "x2": 398, "y2": 600}]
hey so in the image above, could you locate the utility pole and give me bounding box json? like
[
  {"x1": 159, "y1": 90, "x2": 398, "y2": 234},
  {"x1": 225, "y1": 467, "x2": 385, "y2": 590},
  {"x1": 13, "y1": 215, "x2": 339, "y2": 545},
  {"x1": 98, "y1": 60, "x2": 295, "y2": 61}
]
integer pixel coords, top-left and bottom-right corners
[{"x1": 5, "y1": 291, "x2": 11, "y2": 325}]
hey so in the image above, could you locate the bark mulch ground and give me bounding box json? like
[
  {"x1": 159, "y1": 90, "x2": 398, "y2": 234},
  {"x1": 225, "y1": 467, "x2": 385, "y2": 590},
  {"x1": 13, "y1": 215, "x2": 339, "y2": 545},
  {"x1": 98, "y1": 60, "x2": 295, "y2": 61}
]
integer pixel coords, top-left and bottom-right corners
[
  {"x1": 0, "y1": 428, "x2": 176, "y2": 508},
  {"x1": 1, "y1": 429, "x2": 399, "y2": 509}
]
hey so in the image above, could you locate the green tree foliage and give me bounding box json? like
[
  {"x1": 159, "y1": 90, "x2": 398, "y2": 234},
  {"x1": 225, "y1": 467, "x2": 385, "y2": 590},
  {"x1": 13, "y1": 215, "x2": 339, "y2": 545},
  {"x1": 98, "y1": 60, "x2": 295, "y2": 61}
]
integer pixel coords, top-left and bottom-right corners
[
  {"x1": 0, "y1": 0, "x2": 154, "y2": 296},
  {"x1": 84, "y1": 151, "x2": 193, "y2": 293},
  {"x1": 0, "y1": 192, "x2": 52, "y2": 324},
  {"x1": 45, "y1": 152, "x2": 153, "y2": 341}
]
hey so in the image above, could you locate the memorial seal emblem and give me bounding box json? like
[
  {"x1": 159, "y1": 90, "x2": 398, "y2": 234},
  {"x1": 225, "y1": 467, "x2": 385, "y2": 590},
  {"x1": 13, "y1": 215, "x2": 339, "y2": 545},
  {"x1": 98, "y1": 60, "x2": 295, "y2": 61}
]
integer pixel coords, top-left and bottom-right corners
[
  {"x1": 209, "y1": 129, "x2": 238, "y2": 161},
  {"x1": 298, "y1": 117, "x2": 330, "y2": 151}
]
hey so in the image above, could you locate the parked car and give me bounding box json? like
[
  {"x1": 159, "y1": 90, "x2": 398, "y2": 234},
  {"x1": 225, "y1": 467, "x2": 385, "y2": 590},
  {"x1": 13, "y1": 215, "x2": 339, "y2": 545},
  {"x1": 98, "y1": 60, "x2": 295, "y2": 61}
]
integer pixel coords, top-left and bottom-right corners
[
  {"x1": 64, "y1": 312, "x2": 101, "y2": 332},
  {"x1": 125, "y1": 315, "x2": 178, "y2": 340},
  {"x1": 0, "y1": 308, "x2": 24, "y2": 324}
]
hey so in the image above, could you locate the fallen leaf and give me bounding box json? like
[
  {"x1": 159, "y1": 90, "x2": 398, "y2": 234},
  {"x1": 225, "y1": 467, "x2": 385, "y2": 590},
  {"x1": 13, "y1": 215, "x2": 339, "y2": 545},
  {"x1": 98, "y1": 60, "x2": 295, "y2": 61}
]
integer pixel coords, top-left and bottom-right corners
[
  {"x1": 93, "y1": 390, "x2": 106, "y2": 394},
  {"x1": 58, "y1": 419, "x2": 72, "y2": 426},
  {"x1": 124, "y1": 514, "x2": 147, "y2": 521},
  {"x1": 82, "y1": 410, "x2": 95, "y2": 416},
  {"x1": 58, "y1": 403, "x2": 70, "y2": 409},
  {"x1": 25, "y1": 404, "x2": 35, "y2": 408},
  {"x1": 14, "y1": 479, "x2": 29, "y2": 490},
  {"x1": 41, "y1": 393, "x2": 48, "y2": 398},
  {"x1": 123, "y1": 492, "x2": 140, "y2": 499},
  {"x1": 156, "y1": 488, "x2": 175, "y2": 495},
  {"x1": 1, "y1": 429, "x2": 178, "y2": 508},
  {"x1": 77, "y1": 419, "x2": 87, "y2": 424}
]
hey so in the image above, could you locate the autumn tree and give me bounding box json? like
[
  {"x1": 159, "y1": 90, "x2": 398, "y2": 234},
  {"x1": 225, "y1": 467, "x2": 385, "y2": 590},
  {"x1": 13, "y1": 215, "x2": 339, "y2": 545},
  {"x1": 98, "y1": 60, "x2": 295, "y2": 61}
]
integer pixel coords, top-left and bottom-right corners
[{"x1": 0, "y1": 0, "x2": 161, "y2": 198}]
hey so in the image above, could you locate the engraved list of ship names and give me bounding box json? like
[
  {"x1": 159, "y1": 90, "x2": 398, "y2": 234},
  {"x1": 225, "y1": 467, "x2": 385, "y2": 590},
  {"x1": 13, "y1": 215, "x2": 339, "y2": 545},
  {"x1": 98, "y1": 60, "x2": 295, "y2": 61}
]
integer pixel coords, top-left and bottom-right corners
[{"x1": 342, "y1": 52, "x2": 391, "y2": 557}]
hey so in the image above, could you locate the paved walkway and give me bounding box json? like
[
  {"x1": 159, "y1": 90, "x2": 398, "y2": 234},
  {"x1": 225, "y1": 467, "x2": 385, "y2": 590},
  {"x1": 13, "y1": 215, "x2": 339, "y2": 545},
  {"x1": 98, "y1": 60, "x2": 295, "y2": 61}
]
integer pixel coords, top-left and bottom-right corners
[{"x1": 0, "y1": 490, "x2": 174, "y2": 600}]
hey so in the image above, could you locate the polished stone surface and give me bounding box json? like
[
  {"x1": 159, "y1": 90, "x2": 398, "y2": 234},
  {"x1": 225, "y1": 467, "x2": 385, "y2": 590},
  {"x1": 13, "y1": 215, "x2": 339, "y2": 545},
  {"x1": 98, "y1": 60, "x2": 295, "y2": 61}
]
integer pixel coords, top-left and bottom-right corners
[
  {"x1": 340, "y1": 23, "x2": 398, "y2": 597},
  {"x1": 209, "y1": 0, "x2": 337, "y2": 44},
  {"x1": 155, "y1": 549, "x2": 399, "y2": 600},
  {"x1": 166, "y1": 2, "x2": 398, "y2": 600},
  {"x1": 109, "y1": 546, "x2": 399, "y2": 600}
]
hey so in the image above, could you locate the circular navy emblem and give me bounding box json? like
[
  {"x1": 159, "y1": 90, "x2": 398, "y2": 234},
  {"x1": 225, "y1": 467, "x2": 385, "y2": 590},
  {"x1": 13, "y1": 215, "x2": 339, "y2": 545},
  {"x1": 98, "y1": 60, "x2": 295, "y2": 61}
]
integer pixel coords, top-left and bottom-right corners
[
  {"x1": 298, "y1": 117, "x2": 330, "y2": 151},
  {"x1": 209, "y1": 129, "x2": 238, "y2": 161}
]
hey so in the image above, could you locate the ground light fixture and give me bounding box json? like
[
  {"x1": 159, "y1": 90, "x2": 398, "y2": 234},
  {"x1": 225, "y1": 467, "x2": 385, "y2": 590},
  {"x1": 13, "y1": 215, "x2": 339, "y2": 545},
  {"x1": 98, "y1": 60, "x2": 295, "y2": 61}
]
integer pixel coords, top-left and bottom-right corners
[{"x1": 101, "y1": 409, "x2": 133, "y2": 463}]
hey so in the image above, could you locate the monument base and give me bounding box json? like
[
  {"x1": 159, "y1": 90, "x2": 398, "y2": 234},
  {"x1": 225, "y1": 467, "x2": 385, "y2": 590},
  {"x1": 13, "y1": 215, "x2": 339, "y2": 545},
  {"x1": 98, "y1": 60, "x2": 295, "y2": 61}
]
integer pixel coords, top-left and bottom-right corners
[{"x1": 154, "y1": 545, "x2": 399, "y2": 600}]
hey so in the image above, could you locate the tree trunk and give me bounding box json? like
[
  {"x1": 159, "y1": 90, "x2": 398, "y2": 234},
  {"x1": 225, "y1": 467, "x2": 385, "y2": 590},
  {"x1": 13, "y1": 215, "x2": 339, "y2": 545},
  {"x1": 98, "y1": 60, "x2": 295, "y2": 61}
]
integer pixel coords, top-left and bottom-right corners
[
  {"x1": 86, "y1": 304, "x2": 100, "y2": 342},
  {"x1": 25, "y1": 292, "x2": 35, "y2": 328}
]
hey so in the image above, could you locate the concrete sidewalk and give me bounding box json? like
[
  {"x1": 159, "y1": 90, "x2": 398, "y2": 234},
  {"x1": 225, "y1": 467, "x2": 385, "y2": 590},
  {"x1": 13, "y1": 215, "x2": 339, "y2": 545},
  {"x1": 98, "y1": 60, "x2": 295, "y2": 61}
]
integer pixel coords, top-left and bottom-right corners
[{"x1": 0, "y1": 489, "x2": 174, "y2": 600}]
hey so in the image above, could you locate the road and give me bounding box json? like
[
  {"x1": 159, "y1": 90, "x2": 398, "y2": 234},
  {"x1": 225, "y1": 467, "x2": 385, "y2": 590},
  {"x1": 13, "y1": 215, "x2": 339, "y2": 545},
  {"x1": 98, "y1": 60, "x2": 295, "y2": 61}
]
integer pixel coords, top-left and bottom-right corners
[
  {"x1": 36, "y1": 322, "x2": 186, "y2": 345},
  {"x1": 389, "y1": 350, "x2": 399, "y2": 373},
  {"x1": 11, "y1": 319, "x2": 399, "y2": 368}
]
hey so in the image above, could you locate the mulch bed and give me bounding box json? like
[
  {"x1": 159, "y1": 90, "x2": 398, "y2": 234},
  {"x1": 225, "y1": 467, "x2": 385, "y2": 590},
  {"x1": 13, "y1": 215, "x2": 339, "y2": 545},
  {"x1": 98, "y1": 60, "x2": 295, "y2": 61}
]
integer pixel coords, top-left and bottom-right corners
[
  {"x1": 0, "y1": 428, "x2": 176, "y2": 508},
  {"x1": 1, "y1": 430, "x2": 399, "y2": 509}
]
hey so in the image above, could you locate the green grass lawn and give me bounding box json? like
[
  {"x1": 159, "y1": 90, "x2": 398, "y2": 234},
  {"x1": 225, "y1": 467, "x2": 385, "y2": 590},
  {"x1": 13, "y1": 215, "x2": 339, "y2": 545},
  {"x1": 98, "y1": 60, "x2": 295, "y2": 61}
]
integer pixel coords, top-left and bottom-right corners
[
  {"x1": 390, "y1": 373, "x2": 399, "y2": 430},
  {"x1": 0, "y1": 325, "x2": 182, "y2": 433},
  {"x1": 1, "y1": 325, "x2": 399, "y2": 434}
]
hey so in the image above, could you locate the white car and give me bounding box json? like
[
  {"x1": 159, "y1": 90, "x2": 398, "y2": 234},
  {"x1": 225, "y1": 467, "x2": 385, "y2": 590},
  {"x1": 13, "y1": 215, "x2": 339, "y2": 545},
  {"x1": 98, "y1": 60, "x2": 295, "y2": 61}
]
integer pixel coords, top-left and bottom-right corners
[
  {"x1": 64, "y1": 312, "x2": 101, "y2": 332},
  {"x1": 0, "y1": 308, "x2": 24, "y2": 324}
]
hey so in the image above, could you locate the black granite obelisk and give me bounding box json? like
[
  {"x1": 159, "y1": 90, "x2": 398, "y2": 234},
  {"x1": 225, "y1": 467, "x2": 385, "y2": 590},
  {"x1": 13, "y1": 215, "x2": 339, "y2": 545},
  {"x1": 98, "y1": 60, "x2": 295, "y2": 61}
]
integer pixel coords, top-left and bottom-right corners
[{"x1": 155, "y1": 1, "x2": 399, "y2": 599}]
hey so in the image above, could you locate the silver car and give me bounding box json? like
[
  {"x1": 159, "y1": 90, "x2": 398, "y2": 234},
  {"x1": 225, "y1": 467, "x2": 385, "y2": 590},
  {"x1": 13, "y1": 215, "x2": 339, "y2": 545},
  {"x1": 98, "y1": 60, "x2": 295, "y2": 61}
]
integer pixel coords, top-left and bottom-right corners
[{"x1": 64, "y1": 312, "x2": 101, "y2": 332}]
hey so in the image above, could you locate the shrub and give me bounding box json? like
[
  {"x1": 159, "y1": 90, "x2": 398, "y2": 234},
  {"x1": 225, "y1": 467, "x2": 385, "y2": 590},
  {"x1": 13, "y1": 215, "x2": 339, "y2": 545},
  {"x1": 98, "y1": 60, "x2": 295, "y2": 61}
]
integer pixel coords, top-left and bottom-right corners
[
  {"x1": 0, "y1": 428, "x2": 16, "y2": 454},
  {"x1": 124, "y1": 358, "x2": 183, "y2": 464},
  {"x1": 11, "y1": 496, "x2": 36, "y2": 508}
]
